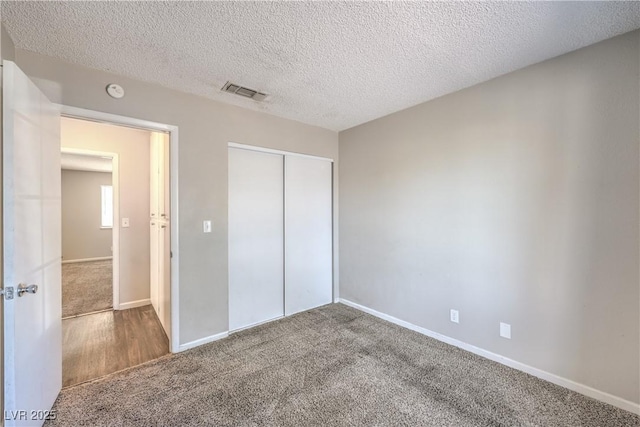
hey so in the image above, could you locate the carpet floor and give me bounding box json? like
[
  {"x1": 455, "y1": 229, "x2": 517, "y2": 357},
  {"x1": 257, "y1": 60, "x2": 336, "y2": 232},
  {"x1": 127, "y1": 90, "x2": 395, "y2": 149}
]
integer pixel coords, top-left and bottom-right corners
[
  {"x1": 62, "y1": 260, "x2": 113, "y2": 318},
  {"x1": 48, "y1": 303, "x2": 638, "y2": 426}
]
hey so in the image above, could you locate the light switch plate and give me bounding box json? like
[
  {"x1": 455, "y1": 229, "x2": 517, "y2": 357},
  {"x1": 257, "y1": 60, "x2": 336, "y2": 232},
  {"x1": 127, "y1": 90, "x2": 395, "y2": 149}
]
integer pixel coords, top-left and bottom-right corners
[
  {"x1": 122, "y1": 218, "x2": 130, "y2": 228},
  {"x1": 500, "y1": 322, "x2": 511, "y2": 339},
  {"x1": 203, "y1": 220, "x2": 212, "y2": 233}
]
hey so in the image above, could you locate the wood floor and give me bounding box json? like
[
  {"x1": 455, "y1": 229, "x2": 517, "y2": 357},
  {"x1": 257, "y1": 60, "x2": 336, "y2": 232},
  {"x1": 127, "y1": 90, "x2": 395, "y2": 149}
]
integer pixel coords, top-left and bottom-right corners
[{"x1": 62, "y1": 305, "x2": 169, "y2": 388}]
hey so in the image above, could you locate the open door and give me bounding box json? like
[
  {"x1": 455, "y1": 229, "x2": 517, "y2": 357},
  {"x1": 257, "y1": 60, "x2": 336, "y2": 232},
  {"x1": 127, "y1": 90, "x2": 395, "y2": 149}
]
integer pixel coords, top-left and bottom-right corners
[{"x1": 2, "y1": 61, "x2": 62, "y2": 425}]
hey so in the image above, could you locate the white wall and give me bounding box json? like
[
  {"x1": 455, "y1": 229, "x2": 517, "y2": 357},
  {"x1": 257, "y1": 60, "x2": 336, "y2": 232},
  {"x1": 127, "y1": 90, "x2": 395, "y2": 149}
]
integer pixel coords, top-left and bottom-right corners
[
  {"x1": 339, "y1": 30, "x2": 639, "y2": 405},
  {"x1": 61, "y1": 169, "x2": 112, "y2": 260},
  {"x1": 15, "y1": 50, "x2": 340, "y2": 345},
  {"x1": 61, "y1": 117, "x2": 152, "y2": 306}
]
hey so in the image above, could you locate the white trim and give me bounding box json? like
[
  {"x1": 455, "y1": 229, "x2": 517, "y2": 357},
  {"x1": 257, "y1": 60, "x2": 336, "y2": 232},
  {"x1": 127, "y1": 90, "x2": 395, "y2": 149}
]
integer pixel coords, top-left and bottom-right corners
[
  {"x1": 61, "y1": 148, "x2": 120, "y2": 310},
  {"x1": 117, "y1": 299, "x2": 151, "y2": 310},
  {"x1": 178, "y1": 332, "x2": 229, "y2": 352},
  {"x1": 60, "y1": 105, "x2": 177, "y2": 133},
  {"x1": 61, "y1": 256, "x2": 112, "y2": 264},
  {"x1": 100, "y1": 184, "x2": 114, "y2": 228},
  {"x1": 283, "y1": 154, "x2": 288, "y2": 317},
  {"x1": 338, "y1": 298, "x2": 640, "y2": 415},
  {"x1": 169, "y1": 125, "x2": 180, "y2": 354},
  {"x1": 331, "y1": 161, "x2": 337, "y2": 303},
  {"x1": 61, "y1": 151, "x2": 113, "y2": 173},
  {"x1": 228, "y1": 142, "x2": 334, "y2": 163},
  {"x1": 58, "y1": 105, "x2": 180, "y2": 353}
]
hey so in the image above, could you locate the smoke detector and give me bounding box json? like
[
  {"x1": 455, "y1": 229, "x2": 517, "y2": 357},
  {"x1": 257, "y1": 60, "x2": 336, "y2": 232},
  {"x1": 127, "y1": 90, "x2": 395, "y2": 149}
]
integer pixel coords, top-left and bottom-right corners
[
  {"x1": 106, "y1": 83, "x2": 125, "y2": 99},
  {"x1": 221, "y1": 81, "x2": 268, "y2": 102}
]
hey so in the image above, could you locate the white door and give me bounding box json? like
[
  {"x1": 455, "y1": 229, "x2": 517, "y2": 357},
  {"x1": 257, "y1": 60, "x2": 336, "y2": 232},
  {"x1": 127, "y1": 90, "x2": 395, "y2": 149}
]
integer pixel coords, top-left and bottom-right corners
[
  {"x1": 3, "y1": 61, "x2": 62, "y2": 426},
  {"x1": 228, "y1": 148, "x2": 284, "y2": 331},
  {"x1": 159, "y1": 133, "x2": 171, "y2": 337},
  {"x1": 149, "y1": 132, "x2": 171, "y2": 336},
  {"x1": 284, "y1": 156, "x2": 333, "y2": 315},
  {"x1": 149, "y1": 133, "x2": 161, "y2": 313}
]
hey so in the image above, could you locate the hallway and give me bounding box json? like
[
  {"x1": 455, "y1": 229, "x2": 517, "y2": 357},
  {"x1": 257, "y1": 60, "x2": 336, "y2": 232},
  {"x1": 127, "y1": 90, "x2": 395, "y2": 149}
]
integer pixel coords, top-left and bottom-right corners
[{"x1": 62, "y1": 305, "x2": 169, "y2": 387}]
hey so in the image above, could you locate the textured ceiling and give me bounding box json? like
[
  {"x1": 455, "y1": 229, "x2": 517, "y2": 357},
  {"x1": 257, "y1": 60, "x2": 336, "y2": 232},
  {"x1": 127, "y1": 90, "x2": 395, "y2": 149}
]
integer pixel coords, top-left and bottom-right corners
[{"x1": 2, "y1": 2, "x2": 640, "y2": 131}]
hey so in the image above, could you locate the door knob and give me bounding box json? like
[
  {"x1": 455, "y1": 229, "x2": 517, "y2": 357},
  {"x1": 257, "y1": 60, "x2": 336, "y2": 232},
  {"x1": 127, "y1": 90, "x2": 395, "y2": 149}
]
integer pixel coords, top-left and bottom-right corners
[{"x1": 17, "y1": 283, "x2": 38, "y2": 297}]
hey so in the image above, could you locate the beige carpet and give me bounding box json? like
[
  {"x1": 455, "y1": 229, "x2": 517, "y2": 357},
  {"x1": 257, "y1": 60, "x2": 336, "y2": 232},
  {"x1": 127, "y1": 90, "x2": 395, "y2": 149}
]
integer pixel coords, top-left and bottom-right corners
[
  {"x1": 62, "y1": 260, "x2": 113, "y2": 318},
  {"x1": 48, "y1": 304, "x2": 638, "y2": 426}
]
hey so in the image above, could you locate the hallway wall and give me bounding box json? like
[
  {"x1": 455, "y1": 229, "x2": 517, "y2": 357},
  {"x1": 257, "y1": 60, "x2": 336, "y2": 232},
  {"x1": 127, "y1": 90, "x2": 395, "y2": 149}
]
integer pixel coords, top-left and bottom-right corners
[{"x1": 62, "y1": 117, "x2": 152, "y2": 307}]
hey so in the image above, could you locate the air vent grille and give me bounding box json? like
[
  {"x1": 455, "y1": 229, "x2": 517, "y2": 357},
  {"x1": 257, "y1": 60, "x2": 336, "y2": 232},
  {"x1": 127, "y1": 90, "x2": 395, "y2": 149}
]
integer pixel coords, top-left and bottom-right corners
[{"x1": 222, "y1": 81, "x2": 268, "y2": 101}]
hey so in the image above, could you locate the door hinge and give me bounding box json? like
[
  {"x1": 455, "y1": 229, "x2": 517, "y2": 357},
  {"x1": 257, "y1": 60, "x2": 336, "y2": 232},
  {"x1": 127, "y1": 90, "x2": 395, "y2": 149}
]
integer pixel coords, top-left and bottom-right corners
[{"x1": 1, "y1": 286, "x2": 15, "y2": 300}]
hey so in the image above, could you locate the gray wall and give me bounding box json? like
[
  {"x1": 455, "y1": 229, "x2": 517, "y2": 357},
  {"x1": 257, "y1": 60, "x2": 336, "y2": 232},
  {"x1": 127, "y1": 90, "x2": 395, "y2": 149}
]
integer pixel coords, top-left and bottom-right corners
[
  {"x1": 1, "y1": 23, "x2": 15, "y2": 62},
  {"x1": 61, "y1": 118, "x2": 152, "y2": 306},
  {"x1": 61, "y1": 169, "x2": 112, "y2": 260},
  {"x1": 15, "y1": 50, "x2": 340, "y2": 345},
  {"x1": 339, "y1": 30, "x2": 639, "y2": 404}
]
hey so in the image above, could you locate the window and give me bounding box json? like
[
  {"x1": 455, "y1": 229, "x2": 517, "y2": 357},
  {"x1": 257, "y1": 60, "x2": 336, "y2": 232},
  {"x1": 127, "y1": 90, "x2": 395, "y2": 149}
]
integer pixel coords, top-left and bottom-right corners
[{"x1": 101, "y1": 185, "x2": 113, "y2": 228}]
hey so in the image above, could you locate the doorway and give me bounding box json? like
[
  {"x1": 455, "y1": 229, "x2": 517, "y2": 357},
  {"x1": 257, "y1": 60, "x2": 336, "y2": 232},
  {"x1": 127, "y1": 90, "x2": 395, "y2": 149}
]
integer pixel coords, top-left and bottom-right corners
[
  {"x1": 2, "y1": 61, "x2": 181, "y2": 420},
  {"x1": 60, "y1": 150, "x2": 115, "y2": 319},
  {"x1": 59, "y1": 116, "x2": 172, "y2": 387}
]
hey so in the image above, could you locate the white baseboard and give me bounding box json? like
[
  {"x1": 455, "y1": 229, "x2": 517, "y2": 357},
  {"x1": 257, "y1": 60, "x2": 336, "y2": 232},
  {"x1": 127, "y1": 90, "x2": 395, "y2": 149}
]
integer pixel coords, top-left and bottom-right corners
[
  {"x1": 178, "y1": 331, "x2": 229, "y2": 352},
  {"x1": 338, "y1": 298, "x2": 640, "y2": 415},
  {"x1": 62, "y1": 256, "x2": 113, "y2": 264},
  {"x1": 117, "y1": 299, "x2": 151, "y2": 310}
]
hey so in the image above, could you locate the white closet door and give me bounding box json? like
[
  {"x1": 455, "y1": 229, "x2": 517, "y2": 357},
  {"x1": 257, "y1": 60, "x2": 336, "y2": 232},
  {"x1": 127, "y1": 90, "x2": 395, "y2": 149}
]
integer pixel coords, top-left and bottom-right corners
[
  {"x1": 285, "y1": 156, "x2": 333, "y2": 315},
  {"x1": 229, "y1": 148, "x2": 284, "y2": 331}
]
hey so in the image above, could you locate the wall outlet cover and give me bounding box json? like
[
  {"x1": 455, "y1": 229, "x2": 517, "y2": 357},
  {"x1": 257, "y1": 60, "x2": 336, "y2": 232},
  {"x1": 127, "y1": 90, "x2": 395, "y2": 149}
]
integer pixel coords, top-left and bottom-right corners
[{"x1": 450, "y1": 309, "x2": 459, "y2": 324}]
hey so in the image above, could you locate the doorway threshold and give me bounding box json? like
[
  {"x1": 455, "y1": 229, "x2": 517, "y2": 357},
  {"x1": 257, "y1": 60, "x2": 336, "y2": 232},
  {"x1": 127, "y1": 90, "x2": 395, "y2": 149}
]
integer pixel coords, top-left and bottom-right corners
[{"x1": 62, "y1": 307, "x2": 113, "y2": 320}]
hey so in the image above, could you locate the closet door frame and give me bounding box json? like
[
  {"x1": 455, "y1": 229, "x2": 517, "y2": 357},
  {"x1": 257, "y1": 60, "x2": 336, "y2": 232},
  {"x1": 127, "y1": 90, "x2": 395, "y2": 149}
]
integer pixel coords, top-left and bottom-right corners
[
  {"x1": 228, "y1": 142, "x2": 334, "y2": 163},
  {"x1": 227, "y1": 142, "x2": 334, "y2": 330}
]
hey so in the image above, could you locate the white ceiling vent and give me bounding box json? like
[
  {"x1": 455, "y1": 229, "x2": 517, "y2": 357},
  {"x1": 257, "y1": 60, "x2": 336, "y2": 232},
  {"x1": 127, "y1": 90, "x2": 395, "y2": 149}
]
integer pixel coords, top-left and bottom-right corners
[{"x1": 222, "y1": 81, "x2": 268, "y2": 102}]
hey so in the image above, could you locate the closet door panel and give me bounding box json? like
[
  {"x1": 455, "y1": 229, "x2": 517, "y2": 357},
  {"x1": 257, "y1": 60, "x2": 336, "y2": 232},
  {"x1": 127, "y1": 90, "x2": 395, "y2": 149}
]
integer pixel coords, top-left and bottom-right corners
[
  {"x1": 285, "y1": 156, "x2": 333, "y2": 315},
  {"x1": 229, "y1": 148, "x2": 284, "y2": 331}
]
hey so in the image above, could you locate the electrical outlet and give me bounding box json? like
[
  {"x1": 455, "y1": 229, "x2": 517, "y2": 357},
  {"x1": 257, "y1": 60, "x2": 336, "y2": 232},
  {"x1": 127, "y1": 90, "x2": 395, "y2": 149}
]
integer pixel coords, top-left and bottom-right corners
[
  {"x1": 500, "y1": 322, "x2": 511, "y2": 339},
  {"x1": 450, "y1": 309, "x2": 459, "y2": 324}
]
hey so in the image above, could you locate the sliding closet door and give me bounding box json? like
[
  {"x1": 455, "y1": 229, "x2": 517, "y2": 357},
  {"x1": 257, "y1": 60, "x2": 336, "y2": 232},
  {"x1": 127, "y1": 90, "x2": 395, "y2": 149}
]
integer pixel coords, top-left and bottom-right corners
[
  {"x1": 285, "y1": 156, "x2": 333, "y2": 315},
  {"x1": 229, "y1": 148, "x2": 284, "y2": 331}
]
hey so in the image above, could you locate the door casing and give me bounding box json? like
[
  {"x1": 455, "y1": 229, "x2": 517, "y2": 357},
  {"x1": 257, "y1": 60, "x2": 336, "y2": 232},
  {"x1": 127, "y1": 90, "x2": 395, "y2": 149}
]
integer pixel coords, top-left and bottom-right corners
[{"x1": 60, "y1": 147, "x2": 119, "y2": 310}]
